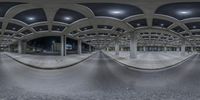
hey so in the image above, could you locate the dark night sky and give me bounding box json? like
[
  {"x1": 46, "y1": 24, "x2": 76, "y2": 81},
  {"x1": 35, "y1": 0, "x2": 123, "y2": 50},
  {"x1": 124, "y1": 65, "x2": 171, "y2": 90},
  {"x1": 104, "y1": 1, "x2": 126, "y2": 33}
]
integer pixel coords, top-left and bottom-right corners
[
  {"x1": 27, "y1": 36, "x2": 89, "y2": 51},
  {"x1": 28, "y1": 36, "x2": 60, "y2": 50}
]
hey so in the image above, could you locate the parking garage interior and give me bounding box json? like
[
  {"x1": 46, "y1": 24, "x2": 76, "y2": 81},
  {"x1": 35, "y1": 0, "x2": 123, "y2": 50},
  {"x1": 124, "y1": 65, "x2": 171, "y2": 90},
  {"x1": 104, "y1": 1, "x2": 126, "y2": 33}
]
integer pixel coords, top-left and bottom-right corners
[{"x1": 0, "y1": 0, "x2": 200, "y2": 99}]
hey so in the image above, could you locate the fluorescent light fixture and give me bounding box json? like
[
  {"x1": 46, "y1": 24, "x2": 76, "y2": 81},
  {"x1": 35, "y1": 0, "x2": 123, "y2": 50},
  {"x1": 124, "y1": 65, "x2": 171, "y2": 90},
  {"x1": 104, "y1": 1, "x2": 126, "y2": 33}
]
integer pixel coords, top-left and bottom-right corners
[
  {"x1": 64, "y1": 16, "x2": 72, "y2": 21},
  {"x1": 137, "y1": 23, "x2": 140, "y2": 26},
  {"x1": 12, "y1": 27, "x2": 16, "y2": 30},
  {"x1": 178, "y1": 10, "x2": 191, "y2": 15},
  {"x1": 27, "y1": 17, "x2": 35, "y2": 21},
  {"x1": 109, "y1": 10, "x2": 124, "y2": 15}
]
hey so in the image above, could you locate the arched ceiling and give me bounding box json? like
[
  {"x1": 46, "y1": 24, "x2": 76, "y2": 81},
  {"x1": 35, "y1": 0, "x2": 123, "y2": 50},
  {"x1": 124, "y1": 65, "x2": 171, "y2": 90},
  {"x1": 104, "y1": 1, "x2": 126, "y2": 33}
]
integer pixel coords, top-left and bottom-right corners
[
  {"x1": 0, "y1": 0, "x2": 200, "y2": 49},
  {"x1": 155, "y1": 2, "x2": 200, "y2": 20}
]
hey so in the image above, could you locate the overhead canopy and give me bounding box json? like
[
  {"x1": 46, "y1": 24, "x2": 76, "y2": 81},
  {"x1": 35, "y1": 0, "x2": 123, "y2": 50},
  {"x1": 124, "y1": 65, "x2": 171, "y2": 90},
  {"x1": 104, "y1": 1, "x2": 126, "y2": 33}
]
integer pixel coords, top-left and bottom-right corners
[{"x1": 0, "y1": 0, "x2": 200, "y2": 48}]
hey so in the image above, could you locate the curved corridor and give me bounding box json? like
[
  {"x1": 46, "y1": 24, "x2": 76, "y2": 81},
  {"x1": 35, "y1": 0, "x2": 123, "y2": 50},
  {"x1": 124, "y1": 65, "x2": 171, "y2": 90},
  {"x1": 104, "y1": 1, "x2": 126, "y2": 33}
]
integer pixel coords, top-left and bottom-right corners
[{"x1": 0, "y1": 52, "x2": 200, "y2": 100}]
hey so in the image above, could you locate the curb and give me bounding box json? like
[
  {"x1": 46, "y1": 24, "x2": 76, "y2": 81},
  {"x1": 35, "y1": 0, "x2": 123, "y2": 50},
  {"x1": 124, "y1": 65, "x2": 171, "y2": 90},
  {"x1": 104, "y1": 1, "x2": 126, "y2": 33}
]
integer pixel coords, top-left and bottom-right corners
[
  {"x1": 102, "y1": 52, "x2": 197, "y2": 72},
  {"x1": 5, "y1": 52, "x2": 97, "y2": 70}
]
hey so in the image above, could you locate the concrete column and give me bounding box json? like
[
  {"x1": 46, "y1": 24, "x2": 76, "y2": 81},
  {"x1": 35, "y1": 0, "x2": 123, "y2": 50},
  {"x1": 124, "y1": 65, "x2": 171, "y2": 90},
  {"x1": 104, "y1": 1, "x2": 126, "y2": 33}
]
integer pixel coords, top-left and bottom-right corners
[
  {"x1": 119, "y1": 47, "x2": 121, "y2": 51},
  {"x1": 181, "y1": 40, "x2": 186, "y2": 56},
  {"x1": 18, "y1": 40, "x2": 22, "y2": 54},
  {"x1": 192, "y1": 47, "x2": 194, "y2": 52},
  {"x1": 177, "y1": 47, "x2": 181, "y2": 52},
  {"x1": 130, "y1": 33, "x2": 137, "y2": 58},
  {"x1": 122, "y1": 47, "x2": 125, "y2": 51},
  {"x1": 8, "y1": 45, "x2": 11, "y2": 52},
  {"x1": 89, "y1": 45, "x2": 92, "y2": 52},
  {"x1": 193, "y1": 47, "x2": 196, "y2": 52},
  {"x1": 176, "y1": 47, "x2": 178, "y2": 51},
  {"x1": 164, "y1": 46, "x2": 167, "y2": 52},
  {"x1": 65, "y1": 37, "x2": 67, "y2": 55},
  {"x1": 61, "y1": 35, "x2": 66, "y2": 56},
  {"x1": 115, "y1": 40, "x2": 119, "y2": 56},
  {"x1": 106, "y1": 47, "x2": 109, "y2": 51},
  {"x1": 143, "y1": 46, "x2": 145, "y2": 52},
  {"x1": 22, "y1": 41, "x2": 27, "y2": 54},
  {"x1": 78, "y1": 40, "x2": 82, "y2": 54}
]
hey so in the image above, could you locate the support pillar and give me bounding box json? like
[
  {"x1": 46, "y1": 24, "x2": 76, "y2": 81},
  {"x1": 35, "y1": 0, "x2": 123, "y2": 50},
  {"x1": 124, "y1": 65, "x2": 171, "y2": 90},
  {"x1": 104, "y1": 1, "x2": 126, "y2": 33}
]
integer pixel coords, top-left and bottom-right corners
[
  {"x1": 106, "y1": 47, "x2": 109, "y2": 51},
  {"x1": 190, "y1": 47, "x2": 193, "y2": 53},
  {"x1": 143, "y1": 46, "x2": 145, "y2": 52},
  {"x1": 122, "y1": 47, "x2": 125, "y2": 51},
  {"x1": 61, "y1": 35, "x2": 66, "y2": 56},
  {"x1": 181, "y1": 40, "x2": 186, "y2": 56},
  {"x1": 22, "y1": 40, "x2": 27, "y2": 54},
  {"x1": 8, "y1": 45, "x2": 11, "y2": 52},
  {"x1": 177, "y1": 47, "x2": 181, "y2": 52},
  {"x1": 115, "y1": 40, "x2": 119, "y2": 56},
  {"x1": 193, "y1": 47, "x2": 196, "y2": 52},
  {"x1": 164, "y1": 46, "x2": 167, "y2": 52},
  {"x1": 18, "y1": 40, "x2": 22, "y2": 54},
  {"x1": 65, "y1": 37, "x2": 67, "y2": 55},
  {"x1": 130, "y1": 33, "x2": 137, "y2": 58},
  {"x1": 78, "y1": 40, "x2": 82, "y2": 54},
  {"x1": 89, "y1": 45, "x2": 92, "y2": 52},
  {"x1": 176, "y1": 47, "x2": 178, "y2": 51}
]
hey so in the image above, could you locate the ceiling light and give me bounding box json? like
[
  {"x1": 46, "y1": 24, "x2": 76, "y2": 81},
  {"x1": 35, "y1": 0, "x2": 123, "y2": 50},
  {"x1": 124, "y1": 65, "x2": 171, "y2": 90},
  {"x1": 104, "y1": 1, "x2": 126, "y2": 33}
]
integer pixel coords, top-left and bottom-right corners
[
  {"x1": 64, "y1": 16, "x2": 72, "y2": 21},
  {"x1": 27, "y1": 17, "x2": 35, "y2": 21},
  {"x1": 109, "y1": 10, "x2": 124, "y2": 15},
  {"x1": 178, "y1": 10, "x2": 191, "y2": 15},
  {"x1": 12, "y1": 27, "x2": 16, "y2": 30}
]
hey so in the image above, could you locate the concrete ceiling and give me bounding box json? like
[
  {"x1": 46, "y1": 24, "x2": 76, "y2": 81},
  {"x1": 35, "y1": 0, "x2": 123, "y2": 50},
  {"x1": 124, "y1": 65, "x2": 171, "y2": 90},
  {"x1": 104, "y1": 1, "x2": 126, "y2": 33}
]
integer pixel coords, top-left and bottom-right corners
[{"x1": 0, "y1": 0, "x2": 200, "y2": 48}]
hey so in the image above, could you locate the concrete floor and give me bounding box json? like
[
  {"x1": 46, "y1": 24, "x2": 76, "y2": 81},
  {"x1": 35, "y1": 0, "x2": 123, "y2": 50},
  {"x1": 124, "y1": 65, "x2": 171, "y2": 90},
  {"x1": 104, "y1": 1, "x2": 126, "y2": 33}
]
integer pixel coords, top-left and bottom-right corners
[
  {"x1": 104, "y1": 51, "x2": 195, "y2": 69},
  {"x1": 5, "y1": 52, "x2": 94, "y2": 69},
  {"x1": 0, "y1": 52, "x2": 200, "y2": 100}
]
